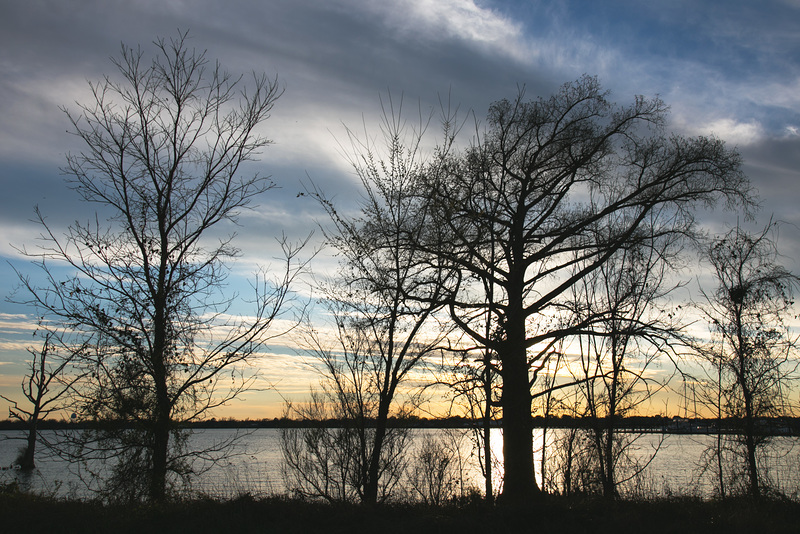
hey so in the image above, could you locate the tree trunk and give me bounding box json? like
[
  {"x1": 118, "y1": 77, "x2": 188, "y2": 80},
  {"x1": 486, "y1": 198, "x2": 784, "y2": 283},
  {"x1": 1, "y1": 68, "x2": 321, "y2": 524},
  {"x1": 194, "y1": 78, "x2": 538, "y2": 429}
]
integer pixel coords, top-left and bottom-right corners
[
  {"x1": 603, "y1": 363, "x2": 619, "y2": 499},
  {"x1": 150, "y1": 408, "x2": 171, "y2": 502},
  {"x1": 739, "y1": 345, "x2": 761, "y2": 499},
  {"x1": 483, "y1": 364, "x2": 494, "y2": 502},
  {"x1": 563, "y1": 427, "x2": 576, "y2": 496},
  {"x1": 150, "y1": 334, "x2": 171, "y2": 502},
  {"x1": 743, "y1": 400, "x2": 760, "y2": 498},
  {"x1": 19, "y1": 385, "x2": 45, "y2": 470},
  {"x1": 150, "y1": 260, "x2": 171, "y2": 503},
  {"x1": 19, "y1": 420, "x2": 38, "y2": 470},
  {"x1": 363, "y1": 398, "x2": 390, "y2": 504},
  {"x1": 716, "y1": 363, "x2": 727, "y2": 498},
  {"x1": 603, "y1": 424, "x2": 616, "y2": 498},
  {"x1": 499, "y1": 342, "x2": 538, "y2": 503},
  {"x1": 498, "y1": 263, "x2": 539, "y2": 504},
  {"x1": 716, "y1": 427, "x2": 726, "y2": 498}
]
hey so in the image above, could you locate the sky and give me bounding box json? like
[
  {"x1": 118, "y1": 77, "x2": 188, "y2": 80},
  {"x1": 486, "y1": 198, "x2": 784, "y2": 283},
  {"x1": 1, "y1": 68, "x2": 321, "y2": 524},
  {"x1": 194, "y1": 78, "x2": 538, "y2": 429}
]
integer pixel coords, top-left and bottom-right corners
[{"x1": 1, "y1": 0, "x2": 800, "y2": 420}]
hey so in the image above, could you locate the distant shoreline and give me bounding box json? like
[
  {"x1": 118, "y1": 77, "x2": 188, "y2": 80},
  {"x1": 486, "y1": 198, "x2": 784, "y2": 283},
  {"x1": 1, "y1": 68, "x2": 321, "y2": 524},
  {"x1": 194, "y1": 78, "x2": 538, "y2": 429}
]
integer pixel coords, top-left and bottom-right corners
[{"x1": 2, "y1": 415, "x2": 800, "y2": 435}]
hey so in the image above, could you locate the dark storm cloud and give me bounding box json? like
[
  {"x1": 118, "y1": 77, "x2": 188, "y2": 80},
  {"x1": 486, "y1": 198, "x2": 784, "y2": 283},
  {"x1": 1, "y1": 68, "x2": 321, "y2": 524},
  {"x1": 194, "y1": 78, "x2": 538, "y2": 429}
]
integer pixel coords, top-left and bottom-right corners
[
  {"x1": 0, "y1": 0, "x2": 564, "y2": 264},
  {"x1": 2, "y1": 0, "x2": 798, "y2": 267},
  {"x1": 739, "y1": 137, "x2": 800, "y2": 272}
]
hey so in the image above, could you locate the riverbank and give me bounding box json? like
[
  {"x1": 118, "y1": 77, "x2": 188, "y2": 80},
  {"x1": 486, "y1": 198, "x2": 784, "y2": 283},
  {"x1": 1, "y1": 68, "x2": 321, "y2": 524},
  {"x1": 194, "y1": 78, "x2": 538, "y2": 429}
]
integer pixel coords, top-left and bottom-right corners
[
  {"x1": 4, "y1": 415, "x2": 800, "y2": 435},
  {"x1": 1, "y1": 489, "x2": 798, "y2": 534}
]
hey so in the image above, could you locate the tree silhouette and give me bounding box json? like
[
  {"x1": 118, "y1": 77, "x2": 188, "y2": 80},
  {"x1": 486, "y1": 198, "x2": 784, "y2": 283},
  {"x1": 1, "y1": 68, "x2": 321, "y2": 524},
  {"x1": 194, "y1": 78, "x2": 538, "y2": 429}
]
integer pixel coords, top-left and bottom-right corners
[
  {"x1": 12, "y1": 31, "x2": 301, "y2": 502},
  {"x1": 1, "y1": 332, "x2": 83, "y2": 469},
  {"x1": 565, "y1": 216, "x2": 681, "y2": 497},
  {"x1": 286, "y1": 97, "x2": 452, "y2": 504},
  {"x1": 419, "y1": 76, "x2": 753, "y2": 502},
  {"x1": 694, "y1": 221, "x2": 799, "y2": 498}
]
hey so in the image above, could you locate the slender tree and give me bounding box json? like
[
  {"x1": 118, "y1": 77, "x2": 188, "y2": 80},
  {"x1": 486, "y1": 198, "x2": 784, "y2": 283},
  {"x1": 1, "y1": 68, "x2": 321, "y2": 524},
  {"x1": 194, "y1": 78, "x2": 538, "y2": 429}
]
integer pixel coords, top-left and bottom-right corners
[
  {"x1": 694, "y1": 221, "x2": 799, "y2": 498},
  {"x1": 419, "y1": 76, "x2": 753, "y2": 502},
  {"x1": 566, "y1": 211, "x2": 682, "y2": 498},
  {"x1": 12, "y1": 32, "x2": 300, "y2": 501},
  {"x1": 289, "y1": 97, "x2": 453, "y2": 504},
  {"x1": 1, "y1": 332, "x2": 83, "y2": 469},
  {"x1": 440, "y1": 340, "x2": 503, "y2": 500}
]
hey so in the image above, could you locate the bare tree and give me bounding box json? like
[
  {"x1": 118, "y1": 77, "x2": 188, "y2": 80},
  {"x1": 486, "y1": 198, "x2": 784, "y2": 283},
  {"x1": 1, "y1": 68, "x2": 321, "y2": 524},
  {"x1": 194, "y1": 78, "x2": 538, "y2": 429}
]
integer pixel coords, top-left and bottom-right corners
[
  {"x1": 281, "y1": 389, "x2": 398, "y2": 503},
  {"x1": 443, "y1": 349, "x2": 503, "y2": 501},
  {"x1": 11, "y1": 31, "x2": 301, "y2": 502},
  {"x1": 0, "y1": 332, "x2": 83, "y2": 469},
  {"x1": 564, "y1": 212, "x2": 682, "y2": 498},
  {"x1": 407, "y1": 432, "x2": 462, "y2": 505},
  {"x1": 492, "y1": 225, "x2": 674, "y2": 498},
  {"x1": 693, "y1": 221, "x2": 799, "y2": 498},
  {"x1": 418, "y1": 76, "x2": 754, "y2": 502},
  {"x1": 285, "y1": 96, "x2": 452, "y2": 504},
  {"x1": 691, "y1": 360, "x2": 735, "y2": 499}
]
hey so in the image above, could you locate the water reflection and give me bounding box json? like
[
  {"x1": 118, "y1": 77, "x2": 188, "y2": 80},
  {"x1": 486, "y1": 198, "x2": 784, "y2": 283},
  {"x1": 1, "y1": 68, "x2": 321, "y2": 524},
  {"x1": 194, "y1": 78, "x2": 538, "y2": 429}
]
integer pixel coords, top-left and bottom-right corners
[{"x1": 2, "y1": 428, "x2": 798, "y2": 500}]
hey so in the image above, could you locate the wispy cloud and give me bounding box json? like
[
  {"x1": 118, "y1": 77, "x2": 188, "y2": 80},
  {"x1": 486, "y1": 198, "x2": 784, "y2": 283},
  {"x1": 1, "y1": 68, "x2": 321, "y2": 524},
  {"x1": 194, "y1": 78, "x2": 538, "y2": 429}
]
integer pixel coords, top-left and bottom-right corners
[
  {"x1": 0, "y1": 313, "x2": 37, "y2": 334},
  {"x1": 675, "y1": 116, "x2": 766, "y2": 147},
  {"x1": 373, "y1": 0, "x2": 524, "y2": 55}
]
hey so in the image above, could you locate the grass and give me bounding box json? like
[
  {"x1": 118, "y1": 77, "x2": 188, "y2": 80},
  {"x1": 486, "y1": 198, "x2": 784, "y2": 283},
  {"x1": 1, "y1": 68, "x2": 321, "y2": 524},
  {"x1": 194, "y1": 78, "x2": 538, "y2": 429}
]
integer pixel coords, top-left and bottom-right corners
[{"x1": 2, "y1": 487, "x2": 800, "y2": 534}]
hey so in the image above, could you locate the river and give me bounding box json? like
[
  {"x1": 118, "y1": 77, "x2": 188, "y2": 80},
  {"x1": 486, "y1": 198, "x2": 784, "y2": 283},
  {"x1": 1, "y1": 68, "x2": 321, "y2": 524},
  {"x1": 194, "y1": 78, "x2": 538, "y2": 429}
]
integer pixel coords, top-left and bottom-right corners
[{"x1": 1, "y1": 428, "x2": 798, "y2": 500}]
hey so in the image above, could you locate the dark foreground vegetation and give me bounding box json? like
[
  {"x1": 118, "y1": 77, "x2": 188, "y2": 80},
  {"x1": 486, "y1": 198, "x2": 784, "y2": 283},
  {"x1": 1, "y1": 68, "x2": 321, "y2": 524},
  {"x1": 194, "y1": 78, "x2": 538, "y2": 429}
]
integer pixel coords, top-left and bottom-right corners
[{"x1": 2, "y1": 488, "x2": 798, "y2": 534}]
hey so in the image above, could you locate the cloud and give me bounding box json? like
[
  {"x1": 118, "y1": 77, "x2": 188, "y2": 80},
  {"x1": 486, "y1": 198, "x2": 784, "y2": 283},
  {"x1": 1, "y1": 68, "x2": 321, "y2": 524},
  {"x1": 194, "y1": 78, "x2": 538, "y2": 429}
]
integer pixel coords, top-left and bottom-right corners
[
  {"x1": 0, "y1": 223, "x2": 47, "y2": 260},
  {"x1": 370, "y1": 0, "x2": 525, "y2": 57},
  {"x1": 0, "y1": 313, "x2": 37, "y2": 334},
  {"x1": 0, "y1": 75, "x2": 92, "y2": 165},
  {"x1": 690, "y1": 118, "x2": 766, "y2": 146}
]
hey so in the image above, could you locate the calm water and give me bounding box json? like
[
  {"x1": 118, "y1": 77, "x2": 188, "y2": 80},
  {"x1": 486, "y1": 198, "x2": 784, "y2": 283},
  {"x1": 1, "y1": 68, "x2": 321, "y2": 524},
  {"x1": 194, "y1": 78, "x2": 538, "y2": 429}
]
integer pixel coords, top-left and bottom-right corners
[{"x1": 1, "y1": 428, "x2": 798, "y2": 500}]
